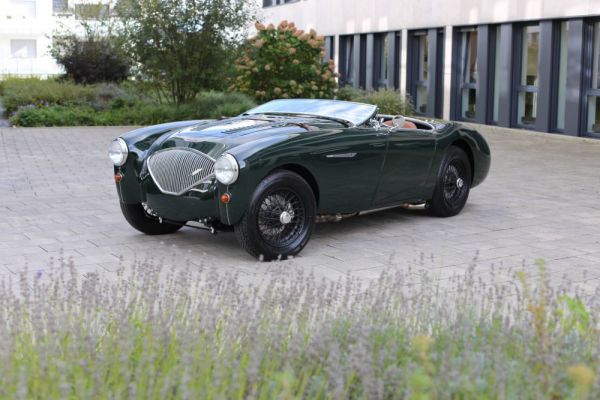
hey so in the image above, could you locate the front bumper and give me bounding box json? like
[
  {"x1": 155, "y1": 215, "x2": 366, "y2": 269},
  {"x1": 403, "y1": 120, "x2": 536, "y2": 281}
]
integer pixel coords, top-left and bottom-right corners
[{"x1": 116, "y1": 167, "x2": 221, "y2": 222}]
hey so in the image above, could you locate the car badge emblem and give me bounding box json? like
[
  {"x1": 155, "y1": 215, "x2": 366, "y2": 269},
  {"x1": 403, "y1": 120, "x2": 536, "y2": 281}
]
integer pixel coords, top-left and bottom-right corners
[{"x1": 191, "y1": 168, "x2": 204, "y2": 176}]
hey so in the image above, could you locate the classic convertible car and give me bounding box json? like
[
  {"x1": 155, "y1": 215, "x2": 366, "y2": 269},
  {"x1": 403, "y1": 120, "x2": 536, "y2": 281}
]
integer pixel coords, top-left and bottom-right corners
[{"x1": 109, "y1": 99, "x2": 490, "y2": 260}]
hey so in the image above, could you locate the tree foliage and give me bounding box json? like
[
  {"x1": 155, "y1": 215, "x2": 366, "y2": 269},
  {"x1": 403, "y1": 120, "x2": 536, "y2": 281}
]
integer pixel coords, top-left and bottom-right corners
[
  {"x1": 115, "y1": 0, "x2": 258, "y2": 104},
  {"x1": 230, "y1": 21, "x2": 338, "y2": 101}
]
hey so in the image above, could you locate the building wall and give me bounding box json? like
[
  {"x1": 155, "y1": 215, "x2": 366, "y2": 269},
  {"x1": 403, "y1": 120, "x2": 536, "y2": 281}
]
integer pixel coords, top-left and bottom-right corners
[
  {"x1": 262, "y1": 0, "x2": 600, "y2": 35},
  {"x1": 262, "y1": 0, "x2": 600, "y2": 138},
  {"x1": 0, "y1": 0, "x2": 110, "y2": 78},
  {"x1": 0, "y1": 0, "x2": 64, "y2": 77}
]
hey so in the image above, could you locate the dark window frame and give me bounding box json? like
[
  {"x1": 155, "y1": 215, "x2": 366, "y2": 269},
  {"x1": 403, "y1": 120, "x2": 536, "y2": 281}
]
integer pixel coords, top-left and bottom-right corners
[
  {"x1": 262, "y1": 0, "x2": 300, "y2": 7},
  {"x1": 453, "y1": 27, "x2": 478, "y2": 122},
  {"x1": 338, "y1": 35, "x2": 354, "y2": 87},
  {"x1": 582, "y1": 19, "x2": 600, "y2": 138},
  {"x1": 408, "y1": 28, "x2": 444, "y2": 118},
  {"x1": 513, "y1": 22, "x2": 542, "y2": 128}
]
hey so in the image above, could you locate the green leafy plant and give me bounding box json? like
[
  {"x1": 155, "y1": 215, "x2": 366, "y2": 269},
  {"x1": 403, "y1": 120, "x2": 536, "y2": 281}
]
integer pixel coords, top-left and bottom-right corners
[
  {"x1": 3, "y1": 78, "x2": 255, "y2": 126},
  {"x1": 231, "y1": 21, "x2": 338, "y2": 101},
  {"x1": 337, "y1": 86, "x2": 414, "y2": 115}
]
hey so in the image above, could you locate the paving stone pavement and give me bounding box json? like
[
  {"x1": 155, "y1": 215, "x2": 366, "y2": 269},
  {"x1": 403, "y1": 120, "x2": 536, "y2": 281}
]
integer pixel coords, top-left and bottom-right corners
[{"x1": 1, "y1": 124, "x2": 600, "y2": 292}]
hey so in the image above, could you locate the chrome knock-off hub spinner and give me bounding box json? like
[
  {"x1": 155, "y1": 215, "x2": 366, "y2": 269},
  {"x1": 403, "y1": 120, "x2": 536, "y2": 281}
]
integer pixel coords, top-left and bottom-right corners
[{"x1": 280, "y1": 210, "x2": 293, "y2": 225}]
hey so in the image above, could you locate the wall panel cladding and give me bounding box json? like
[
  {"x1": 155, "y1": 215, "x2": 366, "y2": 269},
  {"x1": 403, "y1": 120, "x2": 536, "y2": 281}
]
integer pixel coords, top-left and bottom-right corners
[{"x1": 268, "y1": 1, "x2": 600, "y2": 136}]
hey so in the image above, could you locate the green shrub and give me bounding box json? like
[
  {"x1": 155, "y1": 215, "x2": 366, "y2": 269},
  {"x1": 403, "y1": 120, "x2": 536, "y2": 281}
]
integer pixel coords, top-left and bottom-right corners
[
  {"x1": 231, "y1": 21, "x2": 338, "y2": 101},
  {"x1": 50, "y1": 35, "x2": 130, "y2": 84},
  {"x1": 338, "y1": 86, "x2": 414, "y2": 115},
  {"x1": 0, "y1": 259, "x2": 599, "y2": 398},
  {"x1": 1, "y1": 78, "x2": 97, "y2": 115},
  {"x1": 9, "y1": 91, "x2": 256, "y2": 127}
]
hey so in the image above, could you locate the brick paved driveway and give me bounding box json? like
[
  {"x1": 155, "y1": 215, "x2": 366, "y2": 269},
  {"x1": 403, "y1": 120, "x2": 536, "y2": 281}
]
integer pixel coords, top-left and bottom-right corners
[{"x1": 1, "y1": 125, "x2": 600, "y2": 290}]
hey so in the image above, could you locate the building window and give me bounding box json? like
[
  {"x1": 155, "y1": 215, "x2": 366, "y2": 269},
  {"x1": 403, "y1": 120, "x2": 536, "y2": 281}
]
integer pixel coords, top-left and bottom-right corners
[
  {"x1": 587, "y1": 22, "x2": 600, "y2": 134},
  {"x1": 555, "y1": 21, "x2": 569, "y2": 131},
  {"x1": 9, "y1": 0, "x2": 36, "y2": 18},
  {"x1": 53, "y1": 0, "x2": 67, "y2": 13},
  {"x1": 10, "y1": 39, "x2": 37, "y2": 59},
  {"x1": 373, "y1": 33, "x2": 389, "y2": 88},
  {"x1": 456, "y1": 28, "x2": 478, "y2": 120},
  {"x1": 263, "y1": 0, "x2": 298, "y2": 6},
  {"x1": 408, "y1": 29, "x2": 444, "y2": 118},
  {"x1": 517, "y1": 24, "x2": 540, "y2": 126},
  {"x1": 339, "y1": 35, "x2": 354, "y2": 86},
  {"x1": 415, "y1": 33, "x2": 429, "y2": 114}
]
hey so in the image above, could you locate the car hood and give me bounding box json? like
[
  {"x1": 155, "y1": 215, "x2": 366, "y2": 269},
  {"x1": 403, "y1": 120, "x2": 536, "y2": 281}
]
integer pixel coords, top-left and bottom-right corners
[{"x1": 152, "y1": 117, "x2": 308, "y2": 160}]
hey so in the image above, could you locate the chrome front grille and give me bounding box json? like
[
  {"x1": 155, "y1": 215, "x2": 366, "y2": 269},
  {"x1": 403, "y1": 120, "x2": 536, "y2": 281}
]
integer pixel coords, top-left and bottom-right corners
[{"x1": 147, "y1": 148, "x2": 215, "y2": 195}]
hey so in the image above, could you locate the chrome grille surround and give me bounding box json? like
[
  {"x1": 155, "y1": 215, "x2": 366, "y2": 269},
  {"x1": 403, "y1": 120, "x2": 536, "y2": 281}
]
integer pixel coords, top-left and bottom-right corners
[{"x1": 147, "y1": 148, "x2": 215, "y2": 195}]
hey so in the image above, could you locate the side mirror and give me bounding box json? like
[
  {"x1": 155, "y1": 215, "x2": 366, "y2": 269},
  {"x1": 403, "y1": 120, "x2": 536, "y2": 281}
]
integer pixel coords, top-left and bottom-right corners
[{"x1": 392, "y1": 116, "x2": 405, "y2": 128}]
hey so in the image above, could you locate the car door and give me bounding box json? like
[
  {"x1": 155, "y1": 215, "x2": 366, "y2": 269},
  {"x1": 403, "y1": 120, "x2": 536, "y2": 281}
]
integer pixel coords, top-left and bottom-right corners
[
  {"x1": 373, "y1": 126, "x2": 436, "y2": 205},
  {"x1": 306, "y1": 126, "x2": 387, "y2": 213}
]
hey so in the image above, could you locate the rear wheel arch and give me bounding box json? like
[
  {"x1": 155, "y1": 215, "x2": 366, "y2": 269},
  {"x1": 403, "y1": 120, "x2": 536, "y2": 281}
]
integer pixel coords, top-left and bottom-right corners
[{"x1": 451, "y1": 139, "x2": 475, "y2": 183}]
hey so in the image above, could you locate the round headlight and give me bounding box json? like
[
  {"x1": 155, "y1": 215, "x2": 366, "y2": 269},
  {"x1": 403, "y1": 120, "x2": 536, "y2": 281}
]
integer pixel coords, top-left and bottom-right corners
[
  {"x1": 214, "y1": 154, "x2": 239, "y2": 185},
  {"x1": 109, "y1": 138, "x2": 128, "y2": 166}
]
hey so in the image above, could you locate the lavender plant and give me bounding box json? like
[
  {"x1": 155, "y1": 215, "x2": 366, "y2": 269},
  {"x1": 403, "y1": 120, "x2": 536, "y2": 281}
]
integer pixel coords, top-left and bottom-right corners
[{"x1": 0, "y1": 258, "x2": 598, "y2": 399}]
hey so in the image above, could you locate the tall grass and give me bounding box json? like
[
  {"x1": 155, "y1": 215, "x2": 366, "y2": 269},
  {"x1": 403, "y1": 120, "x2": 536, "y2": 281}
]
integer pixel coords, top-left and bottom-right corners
[{"x1": 1, "y1": 258, "x2": 598, "y2": 399}]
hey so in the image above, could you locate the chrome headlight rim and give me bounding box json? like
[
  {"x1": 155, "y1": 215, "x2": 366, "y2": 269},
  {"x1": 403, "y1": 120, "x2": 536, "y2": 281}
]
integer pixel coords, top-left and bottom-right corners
[
  {"x1": 109, "y1": 138, "x2": 128, "y2": 166},
  {"x1": 214, "y1": 153, "x2": 239, "y2": 185}
]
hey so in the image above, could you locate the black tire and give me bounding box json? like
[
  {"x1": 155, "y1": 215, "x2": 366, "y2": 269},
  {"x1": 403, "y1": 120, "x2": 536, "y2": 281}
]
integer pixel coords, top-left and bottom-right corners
[
  {"x1": 429, "y1": 146, "x2": 472, "y2": 217},
  {"x1": 119, "y1": 202, "x2": 183, "y2": 235},
  {"x1": 235, "y1": 170, "x2": 316, "y2": 261}
]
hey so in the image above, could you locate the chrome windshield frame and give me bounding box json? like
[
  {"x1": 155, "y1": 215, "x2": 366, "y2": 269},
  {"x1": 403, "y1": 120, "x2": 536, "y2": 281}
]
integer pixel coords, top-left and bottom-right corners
[{"x1": 243, "y1": 99, "x2": 378, "y2": 127}]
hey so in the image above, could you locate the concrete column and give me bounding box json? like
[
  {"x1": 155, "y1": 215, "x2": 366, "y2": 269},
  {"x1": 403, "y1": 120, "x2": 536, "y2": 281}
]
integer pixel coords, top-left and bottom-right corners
[
  {"x1": 386, "y1": 32, "x2": 397, "y2": 89},
  {"x1": 365, "y1": 33, "x2": 374, "y2": 90},
  {"x1": 333, "y1": 35, "x2": 340, "y2": 76},
  {"x1": 565, "y1": 19, "x2": 585, "y2": 136},
  {"x1": 443, "y1": 25, "x2": 453, "y2": 121},
  {"x1": 536, "y1": 20, "x2": 554, "y2": 132},
  {"x1": 352, "y1": 34, "x2": 361, "y2": 88},
  {"x1": 426, "y1": 28, "x2": 438, "y2": 117},
  {"x1": 497, "y1": 23, "x2": 514, "y2": 127},
  {"x1": 475, "y1": 25, "x2": 490, "y2": 124},
  {"x1": 400, "y1": 29, "x2": 408, "y2": 96}
]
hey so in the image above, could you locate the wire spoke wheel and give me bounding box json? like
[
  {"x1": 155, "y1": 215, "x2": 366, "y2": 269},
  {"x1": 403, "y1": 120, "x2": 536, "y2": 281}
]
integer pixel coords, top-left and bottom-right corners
[
  {"x1": 234, "y1": 170, "x2": 316, "y2": 261},
  {"x1": 257, "y1": 189, "x2": 306, "y2": 248},
  {"x1": 442, "y1": 161, "x2": 468, "y2": 206},
  {"x1": 429, "y1": 146, "x2": 472, "y2": 218}
]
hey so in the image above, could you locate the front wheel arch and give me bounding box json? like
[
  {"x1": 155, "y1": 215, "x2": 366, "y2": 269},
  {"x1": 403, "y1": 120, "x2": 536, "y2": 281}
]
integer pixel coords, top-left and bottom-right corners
[{"x1": 267, "y1": 163, "x2": 320, "y2": 206}]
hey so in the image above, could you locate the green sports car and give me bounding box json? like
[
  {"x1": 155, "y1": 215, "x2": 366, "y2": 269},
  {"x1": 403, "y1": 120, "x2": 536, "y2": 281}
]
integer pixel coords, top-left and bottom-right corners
[{"x1": 109, "y1": 99, "x2": 491, "y2": 260}]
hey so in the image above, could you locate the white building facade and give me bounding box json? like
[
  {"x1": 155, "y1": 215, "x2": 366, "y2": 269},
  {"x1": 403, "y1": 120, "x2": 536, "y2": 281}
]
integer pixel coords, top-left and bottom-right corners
[
  {"x1": 0, "y1": 0, "x2": 68, "y2": 77},
  {"x1": 262, "y1": 0, "x2": 600, "y2": 137}
]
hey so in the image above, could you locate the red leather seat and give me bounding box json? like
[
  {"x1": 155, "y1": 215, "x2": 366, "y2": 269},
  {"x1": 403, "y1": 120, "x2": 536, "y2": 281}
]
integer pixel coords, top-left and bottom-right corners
[{"x1": 383, "y1": 119, "x2": 417, "y2": 129}]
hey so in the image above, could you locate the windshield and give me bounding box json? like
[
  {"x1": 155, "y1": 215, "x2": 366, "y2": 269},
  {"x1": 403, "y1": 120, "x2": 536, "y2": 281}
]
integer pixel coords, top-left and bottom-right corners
[{"x1": 244, "y1": 99, "x2": 377, "y2": 126}]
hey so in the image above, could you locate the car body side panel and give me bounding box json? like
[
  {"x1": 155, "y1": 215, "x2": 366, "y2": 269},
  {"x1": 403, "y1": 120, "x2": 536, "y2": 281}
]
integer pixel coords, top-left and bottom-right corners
[
  {"x1": 373, "y1": 128, "x2": 437, "y2": 205},
  {"x1": 220, "y1": 126, "x2": 389, "y2": 224}
]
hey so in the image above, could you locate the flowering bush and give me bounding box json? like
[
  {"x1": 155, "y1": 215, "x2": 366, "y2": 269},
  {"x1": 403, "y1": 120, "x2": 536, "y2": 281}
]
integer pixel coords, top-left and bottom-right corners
[{"x1": 230, "y1": 21, "x2": 338, "y2": 101}]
